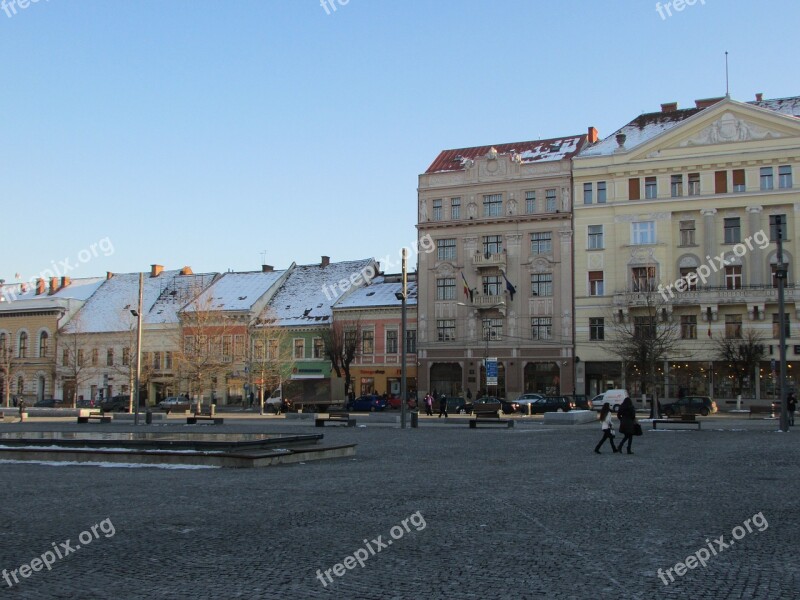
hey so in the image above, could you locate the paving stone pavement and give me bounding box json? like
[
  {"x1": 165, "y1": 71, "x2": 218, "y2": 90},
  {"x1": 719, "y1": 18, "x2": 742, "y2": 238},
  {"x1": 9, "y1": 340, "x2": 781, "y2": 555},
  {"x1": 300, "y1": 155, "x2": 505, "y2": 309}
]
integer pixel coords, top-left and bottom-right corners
[{"x1": 0, "y1": 416, "x2": 797, "y2": 599}]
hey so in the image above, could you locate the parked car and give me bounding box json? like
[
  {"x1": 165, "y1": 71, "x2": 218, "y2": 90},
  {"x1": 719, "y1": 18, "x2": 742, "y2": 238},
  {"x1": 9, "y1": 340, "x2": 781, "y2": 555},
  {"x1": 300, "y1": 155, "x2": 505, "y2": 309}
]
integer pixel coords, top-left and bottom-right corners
[
  {"x1": 474, "y1": 396, "x2": 517, "y2": 414},
  {"x1": 444, "y1": 396, "x2": 467, "y2": 414},
  {"x1": 156, "y1": 397, "x2": 191, "y2": 413},
  {"x1": 515, "y1": 393, "x2": 545, "y2": 414},
  {"x1": 572, "y1": 395, "x2": 592, "y2": 410},
  {"x1": 387, "y1": 395, "x2": 417, "y2": 410},
  {"x1": 591, "y1": 389, "x2": 629, "y2": 411},
  {"x1": 99, "y1": 394, "x2": 142, "y2": 413},
  {"x1": 34, "y1": 398, "x2": 65, "y2": 408},
  {"x1": 346, "y1": 395, "x2": 387, "y2": 412},
  {"x1": 661, "y1": 396, "x2": 718, "y2": 417},
  {"x1": 528, "y1": 396, "x2": 574, "y2": 414}
]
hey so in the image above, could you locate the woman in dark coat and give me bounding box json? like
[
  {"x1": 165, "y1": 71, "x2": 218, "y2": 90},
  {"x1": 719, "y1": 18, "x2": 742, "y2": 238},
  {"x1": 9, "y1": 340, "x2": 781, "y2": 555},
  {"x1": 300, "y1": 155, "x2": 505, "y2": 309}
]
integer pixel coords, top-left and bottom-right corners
[{"x1": 616, "y1": 397, "x2": 637, "y2": 454}]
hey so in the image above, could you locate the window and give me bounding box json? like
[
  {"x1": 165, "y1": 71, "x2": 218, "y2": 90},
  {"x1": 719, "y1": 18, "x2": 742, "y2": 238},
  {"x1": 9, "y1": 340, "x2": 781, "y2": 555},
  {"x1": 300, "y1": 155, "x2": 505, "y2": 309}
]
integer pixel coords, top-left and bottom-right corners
[
  {"x1": 483, "y1": 235, "x2": 503, "y2": 255},
  {"x1": 634, "y1": 316, "x2": 656, "y2": 339},
  {"x1": 16, "y1": 377, "x2": 23, "y2": 395},
  {"x1": 122, "y1": 347, "x2": 130, "y2": 366},
  {"x1": 234, "y1": 334, "x2": 245, "y2": 358},
  {"x1": 313, "y1": 337, "x2": 324, "y2": 359},
  {"x1": 597, "y1": 181, "x2": 607, "y2": 203},
  {"x1": 760, "y1": 167, "x2": 774, "y2": 190},
  {"x1": 483, "y1": 193, "x2": 502, "y2": 217},
  {"x1": 588, "y1": 225, "x2": 604, "y2": 249},
  {"x1": 483, "y1": 318, "x2": 503, "y2": 340},
  {"x1": 451, "y1": 197, "x2": 461, "y2": 219},
  {"x1": 589, "y1": 271, "x2": 604, "y2": 296},
  {"x1": 531, "y1": 273, "x2": 553, "y2": 297},
  {"x1": 0, "y1": 333, "x2": 5, "y2": 354},
  {"x1": 681, "y1": 315, "x2": 697, "y2": 340},
  {"x1": 268, "y1": 339, "x2": 279, "y2": 360},
  {"x1": 436, "y1": 277, "x2": 455, "y2": 300},
  {"x1": 152, "y1": 351, "x2": 162, "y2": 371},
  {"x1": 631, "y1": 266, "x2": 657, "y2": 292},
  {"x1": 773, "y1": 313, "x2": 791, "y2": 338},
  {"x1": 688, "y1": 172, "x2": 700, "y2": 195},
  {"x1": 628, "y1": 178, "x2": 640, "y2": 200},
  {"x1": 531, "y1": 232, "x2": 552, "y2": 254},
  {"x1": 770, "y1": 214, "x2": 787, "y2": 241},
  {"x1": 772, "y1": 264, "x2": 790, "y2": 288},
  {"x1": 679, "y1": 220, "x2": 696, "y2": 246},
  {"x1": 222, "y1": 335, "x2": 232, "y2": 362},
  {"x1": 679, "y1": 268, "x2": 698, "y2": 291},
  {"x1": 525, "y1": 191, "x2": 536, "y2": 214},
  {"x1": 724, "y1": 218, "x2": 741, "y2": 244},
  {"x1": 725, "y1": 315, "x2": 742, "y2": 339},
  {"x1": 545, "y1": 189, "x2": 557, "y2": 212},
  {"x1": 671, "y1": 174, "x2": 683, "y2": 197},
  {"x1": 77, "y1": 349, "x2": 84, "y2": 367},
  {"x1": 432, "y1": 199, "x2": 442, "y2": 221},
  {"x1": 437, "y1": 238, "x2": 456, "y2": 260},
  {"x1": 107, "y1": 348, "x2": 114, "y2": 366},
  {"x1": 779, "y1": 165, "x2": 793, "y2": 189},
  {"x1": 631, "y1": 221, "x2": 655, "y2": 245},
  {"x1": 733, "y1": 169, "x2": 746, "y2": 192},
  {"x1": 386, "y1": 330, "x2": 398, "y2": 354},
  {"x1": 405, "y1": 330, "x2": 416, "y2": 354},
  {"x1": 18, "y1": 332, "x2": 27, "y2": 358},
  {"x1": 437, "y1": 320, "x2": 455, "y2": 342},
  {"x1": 362, "y1": 330, "x2": 374, "y2": 354},
  {"x1": 589, "y1": 318, "x2": 604, "y2": 341},
  {"x1": 39, "y1": 331, "x2": 49, "y2": 357},
  {"x1": 254, "y1": 341, "x2": 264, "y2": 359},
  {"x1": 294, "y1": 339, "x2": 305, "y2": 359},
  {"x1": 165, "y1": 351, "x2": 173, "y2": 370},
  {"x1": 91, "y1": 348, "x2": 98, "y2": 366},
  {"x1": 644, "y1": 176, "x2": 657, "y2": 199},
  {"x1": 62, "y1": 349, "x2": 69, "y2": 367},
  {"x1": 723, "y1": 265, "x2": 744, "y2": 290},
  {"x1": 483, "y1": 275, "x2": 503, "y2": 296},
  {"x1": 715, "y1": 170, "x2": 728, "y2": 194},
  {"x1": 583, "y1": 182, "x2": 593, "y2": 205},
  {"x1": 531, "y1": 317, "x2": 552, "y2": 340}
]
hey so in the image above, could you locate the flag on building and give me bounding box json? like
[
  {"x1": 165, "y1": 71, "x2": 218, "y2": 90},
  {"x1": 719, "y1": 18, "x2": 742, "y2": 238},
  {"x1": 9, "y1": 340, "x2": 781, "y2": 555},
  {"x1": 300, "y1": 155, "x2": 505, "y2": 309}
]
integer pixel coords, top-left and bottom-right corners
[
  {"x1": 461, "y1": 271, "x2": 473, "y2": 303},
  {"x1": 501, "y1": 270, "x2": 516, "y2": 301}
]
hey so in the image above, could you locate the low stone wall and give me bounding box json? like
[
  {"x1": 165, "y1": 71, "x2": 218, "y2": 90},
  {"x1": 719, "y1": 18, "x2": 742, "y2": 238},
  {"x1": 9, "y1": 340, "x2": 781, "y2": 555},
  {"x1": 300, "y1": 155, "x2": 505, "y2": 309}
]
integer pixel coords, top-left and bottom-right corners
[{"x1": 543, "y1": 410, "x2": 597, "y2": 425}]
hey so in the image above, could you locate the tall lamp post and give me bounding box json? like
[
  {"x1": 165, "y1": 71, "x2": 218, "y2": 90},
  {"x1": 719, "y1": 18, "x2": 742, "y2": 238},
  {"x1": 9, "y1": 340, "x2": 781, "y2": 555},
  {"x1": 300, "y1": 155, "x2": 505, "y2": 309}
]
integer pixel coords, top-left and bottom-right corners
[
  {"x1": 395, "y1": 249, "x2": 408, "y2": 429},
  {"x1": 776, "y1": 217, "x2": 790, "y2": 432},
  {"x1": 131, "y1": 272, "x2": 144, "y2": 425}
]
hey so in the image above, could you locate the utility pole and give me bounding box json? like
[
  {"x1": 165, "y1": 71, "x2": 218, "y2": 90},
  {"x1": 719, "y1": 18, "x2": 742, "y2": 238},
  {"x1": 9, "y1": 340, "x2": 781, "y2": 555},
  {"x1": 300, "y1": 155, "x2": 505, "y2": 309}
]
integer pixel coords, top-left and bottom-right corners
[
  {"x1": 776, "y1": 217, "x2": 790, "y2": 432},
  {"x1": 399, "y1": 249, "x2": 408, "y2": 429},
  {"x1": 134, "y1": 272, "x2": 144, "y2": 425}
]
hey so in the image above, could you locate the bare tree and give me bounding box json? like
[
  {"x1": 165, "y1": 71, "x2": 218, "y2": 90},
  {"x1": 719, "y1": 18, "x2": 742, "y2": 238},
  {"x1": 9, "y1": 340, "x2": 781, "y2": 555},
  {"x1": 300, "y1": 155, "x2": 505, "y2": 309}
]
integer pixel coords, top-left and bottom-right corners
[
  {"x1": 604, "y1": 290, "x2": 684, "y2": 417},
  {"x1": 57, "y1": 315, "x2": 95, "y2": 408},
  {"x1": 321, "y1": 318, "x2": 361, "y2": 398},
  {"x1": 0, "y1": 333, "x2": 15, "y2": 407},
  {"x1": 715, "y1": 328, "x2": 766, "y2": 397},
  {"x1": 248, "y1": 310, "x2": 293, "y2": 414}
]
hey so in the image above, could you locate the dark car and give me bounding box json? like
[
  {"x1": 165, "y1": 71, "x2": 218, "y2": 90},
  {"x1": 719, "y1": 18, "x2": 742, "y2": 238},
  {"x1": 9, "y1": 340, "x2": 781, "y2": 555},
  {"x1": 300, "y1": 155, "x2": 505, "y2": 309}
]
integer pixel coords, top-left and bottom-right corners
[
  {"x1": 661, "y1": 396, "x2": 718, "y2": 417},
  {"x1": 572, "y1": 395, "x2": 592, "y2": 411},
  {"x1": 99, "y1": 394, "x2": 143, "y2": 413},
  {"x1": 34, "y1": 398, "x2": 65, "y2": 408},
  {"x1": 444, "y1": 396, "x2": 467, "y2": 414},
  {"x1": 346, "y1": 395, "x2": 387, "y2": 412},
  {"x1": 474, "y1": 396, "x2": 518, "y2": 415},
  {"x1": 515, "y1": 393, "x2": 545, "y2": 414},
  {"x1": 528, "y1": 396, "x2": 574, "y2": 414},
  {"x1": 156, "y1": 397, "x2": 191, "y2": 413}
]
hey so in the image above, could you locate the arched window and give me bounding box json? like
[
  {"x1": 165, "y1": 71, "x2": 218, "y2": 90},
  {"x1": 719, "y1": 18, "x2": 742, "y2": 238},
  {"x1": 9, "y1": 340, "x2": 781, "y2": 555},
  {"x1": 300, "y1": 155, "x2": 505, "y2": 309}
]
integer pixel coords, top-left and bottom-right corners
[
  {"x1": 18, "y1": 332, "x2": 28, "y2": 358},
  {"x1": 39, "y1": 331, "x2": 49, "y2": 358}
]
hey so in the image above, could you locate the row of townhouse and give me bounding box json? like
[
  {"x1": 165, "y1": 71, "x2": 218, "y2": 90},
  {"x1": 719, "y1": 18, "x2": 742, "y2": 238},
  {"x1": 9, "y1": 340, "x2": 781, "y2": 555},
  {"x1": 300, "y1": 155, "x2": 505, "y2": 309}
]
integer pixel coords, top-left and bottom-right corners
[
  {"x1": 0, "y1": 256, "x2": 419, "y2": 408},
  {"x1": 416, "y1": 93, "x2": 800, "y2": 404}
]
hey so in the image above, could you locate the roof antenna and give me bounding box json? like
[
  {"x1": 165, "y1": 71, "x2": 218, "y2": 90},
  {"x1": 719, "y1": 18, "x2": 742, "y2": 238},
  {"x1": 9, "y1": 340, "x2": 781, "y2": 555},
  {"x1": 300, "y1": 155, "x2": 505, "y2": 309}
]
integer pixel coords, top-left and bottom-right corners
[
  {"x1": 725, "y1": 51, "x2": 730, "y2": 98},
  {"x1": 260, "y1": 250, "x2": 267, "y2": 265}
]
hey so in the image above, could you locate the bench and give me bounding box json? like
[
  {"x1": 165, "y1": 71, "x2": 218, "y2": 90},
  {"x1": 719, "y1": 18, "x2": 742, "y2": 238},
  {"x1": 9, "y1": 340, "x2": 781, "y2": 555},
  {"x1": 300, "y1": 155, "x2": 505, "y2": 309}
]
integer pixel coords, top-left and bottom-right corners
[
  {"x1": 315, "y1": 410, "x2": 356, "y2": 427},
  {"x1": 469, "y1": 405, "x2": 513, "y2": 428},
  {"x1": 653, "y1": 414, "x2": 701, "y2": 430},
  {"x1": 186, "y1": 415, "x2": 224, "y2": 425},
  {"x1": 749, "y1": 405, "x2": 777, "y2": 419},
  {"x1": 77, "y1": 413, "x2": 113, "y2": 424}
]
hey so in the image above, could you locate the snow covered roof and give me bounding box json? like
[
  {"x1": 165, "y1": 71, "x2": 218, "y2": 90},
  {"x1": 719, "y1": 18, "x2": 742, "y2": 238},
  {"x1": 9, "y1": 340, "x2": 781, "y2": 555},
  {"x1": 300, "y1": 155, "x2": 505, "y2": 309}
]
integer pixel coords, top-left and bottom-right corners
[
  {"x1": 63, "y1": 270, "x2": 216, "y2": 333},
  {"x1": 267, "y1": 259, "x2": 375, "y2": 327},
  {"x1": 425, "y1": 135, "x2": 587, "y2": 174},
  {"x1": 184, "y1": 270, "x2": 287, "y2": 313},
  {"x1": 333, "y1": 276, "x2": 417, "y2": 309},
  {"x1": 579, "y1": 95, "x2": 800, "y2": 157},
  {"x1": 0, "y1": 277, "x2": 104, "y2": 312}
]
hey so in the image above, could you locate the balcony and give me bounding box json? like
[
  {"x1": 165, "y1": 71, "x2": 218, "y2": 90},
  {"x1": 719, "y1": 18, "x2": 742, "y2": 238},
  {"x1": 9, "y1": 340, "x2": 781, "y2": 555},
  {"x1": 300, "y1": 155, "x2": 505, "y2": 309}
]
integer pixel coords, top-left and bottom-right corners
[
  {"x1": 614, "y1": 284, "x2": 799, "y2": 307},
  {"x1": 472, "y1": 251, "x2": 507, "y2": 270},
  {"x1": 471, "y1": 294, "x2": 507, "y2": 310}
]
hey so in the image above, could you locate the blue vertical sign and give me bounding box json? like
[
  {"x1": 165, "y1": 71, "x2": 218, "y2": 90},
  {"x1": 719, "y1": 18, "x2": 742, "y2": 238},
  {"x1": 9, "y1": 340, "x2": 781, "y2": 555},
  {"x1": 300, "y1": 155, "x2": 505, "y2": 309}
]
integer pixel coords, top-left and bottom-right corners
[{"x1": 486, "y1": 357, "x2": 498, "y2": 387}]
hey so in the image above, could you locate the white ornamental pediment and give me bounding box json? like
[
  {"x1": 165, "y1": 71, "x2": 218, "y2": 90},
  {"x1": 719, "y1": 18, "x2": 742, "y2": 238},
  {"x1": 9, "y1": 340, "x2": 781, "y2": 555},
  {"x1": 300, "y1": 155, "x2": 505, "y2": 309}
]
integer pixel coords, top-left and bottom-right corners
[{"x1": 677, "y1": 112, "x2": 786, "y2": 147}]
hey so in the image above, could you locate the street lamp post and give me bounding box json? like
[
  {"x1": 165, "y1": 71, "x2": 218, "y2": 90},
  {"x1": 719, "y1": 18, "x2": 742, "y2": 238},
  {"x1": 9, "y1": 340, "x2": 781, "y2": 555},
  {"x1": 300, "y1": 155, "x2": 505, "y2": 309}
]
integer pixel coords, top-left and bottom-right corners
[
  {"x1": 133, "y1": 272, "x2": 143, "y2": 425},
  {"x1": 395, "y1": 249, "x2": 408, "y2": 429},
  {"x1": 776, "y1": 217, "x2": 790, "y2": 432}
]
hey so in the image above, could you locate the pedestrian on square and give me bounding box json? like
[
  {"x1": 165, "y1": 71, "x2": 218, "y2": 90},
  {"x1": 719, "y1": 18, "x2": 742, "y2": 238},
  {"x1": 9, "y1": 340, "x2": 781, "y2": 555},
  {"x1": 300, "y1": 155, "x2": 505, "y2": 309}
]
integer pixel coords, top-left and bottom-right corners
[
  {"x1": 788, "y1": 392, "x2": 796, "y2": 426},
  {"x1": 438, "y1": 392, "x2": 448, "y2": 418},
  {"x1": 424, "y1": 393, "x2": 433, "y2": 416},
  {"x1": 594, "y1": 402, "x2": 618, "y2": 454},
  {"x1": 617, "y1": 397, "x2": 637, "y2": 454}
]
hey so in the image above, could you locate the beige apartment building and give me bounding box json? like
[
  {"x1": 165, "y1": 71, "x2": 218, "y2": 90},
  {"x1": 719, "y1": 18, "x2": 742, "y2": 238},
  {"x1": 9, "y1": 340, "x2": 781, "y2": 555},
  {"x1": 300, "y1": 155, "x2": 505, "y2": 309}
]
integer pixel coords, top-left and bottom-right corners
[
  {"x1": 573, "y1": 94, "x2": 800, "y2": 404},
  {"x1": 417, "y1": 133, "x2": 591, "y2": 398}
]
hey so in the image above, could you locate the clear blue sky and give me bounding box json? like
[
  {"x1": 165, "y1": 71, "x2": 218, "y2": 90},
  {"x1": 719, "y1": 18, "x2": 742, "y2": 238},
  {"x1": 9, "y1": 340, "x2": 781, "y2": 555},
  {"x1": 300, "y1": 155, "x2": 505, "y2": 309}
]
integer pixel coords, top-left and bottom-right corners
[{"x1": 1, "y1": 0, "x2": 798, "y2": 283}]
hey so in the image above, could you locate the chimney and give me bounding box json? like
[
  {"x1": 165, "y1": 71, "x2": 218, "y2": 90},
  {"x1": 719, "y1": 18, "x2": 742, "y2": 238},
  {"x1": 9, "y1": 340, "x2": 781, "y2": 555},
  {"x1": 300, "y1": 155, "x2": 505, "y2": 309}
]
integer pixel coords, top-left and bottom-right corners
[
  {"x1": 661, "y1": 102, "x2": 678, "y2": 113},
  {"x1": 695, "y1": 97, "x2": 725, "y2": 110},
  {"x1": 60, "y1": 276, "x2": 70, "y2": 289},
  {"x1": 615, "y1": 133, "x2": 627, "y2": 148},
  {"x1": 106, "y1": 271, "x2": 114, "y2": 280},
  {"x1": 587, "y1": 126, "x2": 599, "y2": 143},
  {"x1": 49, "y1": 277, "x2": 59, "y2": 295},
  {"x1": 150, "y1": 264, "x2": 164, "y2": 278},
  {"x1": 321, "y1": 256, "x2": 330, "y2": 267},
  {"x1": 36, "y1": 278, "x2": 45, "y2": 295},
  {"x1": 261, "y1": 264, "x2": 274, "y2": 273},
  {"x1": 755, "y1": 92, "x2": 763, "y2": 102},
  {"x1": 180, "y1": 266, "x2": 193, "y2": 275}
]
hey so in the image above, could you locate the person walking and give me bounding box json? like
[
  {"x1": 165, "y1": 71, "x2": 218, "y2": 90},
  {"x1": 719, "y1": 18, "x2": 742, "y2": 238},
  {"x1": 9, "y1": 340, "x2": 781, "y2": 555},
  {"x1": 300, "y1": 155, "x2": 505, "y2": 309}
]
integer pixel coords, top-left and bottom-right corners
[
  {"x1": 438, "y1": 392, "x2": 448, "y2": 418},
  {"x1": 788, "y1": 392, "x2": 797, "y2": 426},
  {"x1": 617, "y1": 397, "x2": 637, "y2": 454},
  {"x1": 424, "y1": 393, "x2": 433, "y2": 416},
  {"x1": 594, "y1": 402, "x2": 618, "y2": 454}
]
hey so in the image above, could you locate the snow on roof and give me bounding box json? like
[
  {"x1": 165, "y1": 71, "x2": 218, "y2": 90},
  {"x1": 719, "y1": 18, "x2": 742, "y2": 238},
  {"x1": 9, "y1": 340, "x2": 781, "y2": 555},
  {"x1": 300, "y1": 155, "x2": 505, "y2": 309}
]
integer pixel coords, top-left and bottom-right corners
[
  {"x1": 0, "y1": 277, "x2": 104, "y2": 311},
  {"x1": 267, "y1": 259, "x2": 375, "y2": 327},
  {"x1": 425, "y1": 135, "x2": 587, "y2": 174},
  {"x1": 64, "y1": 271, "x2": 216, "y2": 333},
  {"x1": 750, "y1": 96, "x2": 800, "y2": 118},
  {"x1": 333, "y1": 277, "x2": 417, "y2": 309},
  {"x1": 184, "y1": 270, "x2": 286, "y2": 313}
]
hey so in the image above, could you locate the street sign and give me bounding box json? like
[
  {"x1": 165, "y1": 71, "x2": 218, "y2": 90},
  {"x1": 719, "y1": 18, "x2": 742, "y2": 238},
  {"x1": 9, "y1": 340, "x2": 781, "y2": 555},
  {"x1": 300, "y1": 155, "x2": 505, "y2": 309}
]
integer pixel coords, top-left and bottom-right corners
[{"x1": 486, "y1": 357, "x2": 498, "y2": 387}]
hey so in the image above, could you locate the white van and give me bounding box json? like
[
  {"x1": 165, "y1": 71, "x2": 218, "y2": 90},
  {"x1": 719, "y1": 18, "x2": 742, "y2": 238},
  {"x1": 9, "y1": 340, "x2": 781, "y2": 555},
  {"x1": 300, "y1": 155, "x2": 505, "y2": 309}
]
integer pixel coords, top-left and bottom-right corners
[{"x1": 591, "y1": 389, "x2": 629, "y2": 411}]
